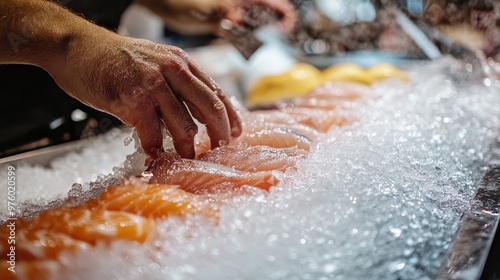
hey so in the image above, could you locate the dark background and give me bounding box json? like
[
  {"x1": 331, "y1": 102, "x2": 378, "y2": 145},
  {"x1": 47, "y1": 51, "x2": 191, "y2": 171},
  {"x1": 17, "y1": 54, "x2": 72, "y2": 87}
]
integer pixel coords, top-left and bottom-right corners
[{"x1": 0, "y1": 0, "x2": 132, "y2": 157}]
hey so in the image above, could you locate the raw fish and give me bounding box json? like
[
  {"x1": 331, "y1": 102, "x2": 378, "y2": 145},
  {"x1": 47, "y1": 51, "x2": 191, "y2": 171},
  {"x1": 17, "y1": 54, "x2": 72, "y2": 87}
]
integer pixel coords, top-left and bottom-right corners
[
  {"x1": 146, "y1": 153, "x2": 280, "y2": 194},
  {"x1": 198, "y1": 143, "x2": 308, "y2": 172},
  {"x1": 97, "y1": 183, "x2": 217, "y2": 219}
]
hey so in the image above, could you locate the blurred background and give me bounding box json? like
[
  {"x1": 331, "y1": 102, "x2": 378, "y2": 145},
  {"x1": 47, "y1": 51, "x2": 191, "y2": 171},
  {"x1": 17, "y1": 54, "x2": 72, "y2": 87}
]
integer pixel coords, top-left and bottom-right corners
[{"x1": 1, "y1": 0, "x2": 500, "y2": 157}]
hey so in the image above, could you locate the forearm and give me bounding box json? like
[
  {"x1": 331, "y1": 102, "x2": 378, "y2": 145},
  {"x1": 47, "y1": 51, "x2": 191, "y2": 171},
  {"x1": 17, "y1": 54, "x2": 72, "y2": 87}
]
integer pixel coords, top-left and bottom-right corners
[
  {"x1": 0, "y1": 0, "x2": 243, "y2": 158},
  {"x1": 0, "y1": 0, "x2": 103, "y2": 69}
]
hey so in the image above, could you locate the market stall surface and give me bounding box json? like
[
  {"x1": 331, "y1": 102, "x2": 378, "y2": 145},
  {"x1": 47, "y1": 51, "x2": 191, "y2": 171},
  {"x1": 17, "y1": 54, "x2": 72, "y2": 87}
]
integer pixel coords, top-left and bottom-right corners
[{"x1": 1, "y1": 57, "x2": 499, "y2": 279}]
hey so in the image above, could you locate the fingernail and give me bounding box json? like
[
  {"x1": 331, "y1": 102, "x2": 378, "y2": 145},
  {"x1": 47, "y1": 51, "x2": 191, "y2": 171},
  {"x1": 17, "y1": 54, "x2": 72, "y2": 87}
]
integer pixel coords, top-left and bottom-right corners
[
  {"x1": 187, "y1": 128, "x2": 197, "y2": 138},
  {"x1": 150, "y1": 147, "x2": 163, "y2": 158},
  {"x1": 219, "y1": 140, "x2": 228, "y2": 146},
  {"x1": 231, "y1": 126, "x2": 241, "y2": 137}
]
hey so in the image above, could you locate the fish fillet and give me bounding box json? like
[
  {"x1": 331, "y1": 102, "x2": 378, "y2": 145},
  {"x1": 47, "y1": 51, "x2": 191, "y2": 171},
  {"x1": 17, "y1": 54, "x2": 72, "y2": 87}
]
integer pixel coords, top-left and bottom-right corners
[
  {"x1": 97, "y1": 182, "x2": 218, "y2": 219},
  {"x1": 146, "y1": 153, "x2": 280, "y2": 194},
  {"x1": 198, "y1": 143, "x2": 308, "y2": 172}
]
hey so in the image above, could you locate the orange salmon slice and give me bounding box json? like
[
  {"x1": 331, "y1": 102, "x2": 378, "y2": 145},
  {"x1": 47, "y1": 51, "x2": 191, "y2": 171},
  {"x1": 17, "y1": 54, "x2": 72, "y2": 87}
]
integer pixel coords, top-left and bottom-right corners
[
  {"x1": 281, "y1": 107, "x2": 351, "y2": 132},
  {"x1": 198, "y1": 144, "x2": 307, "y2": 172},
  {"x1": 0, "y1": 230, "x2": 90, "y2": 261},
  {"x1": 293, "y1": 82, "x2": 373, "y2": 110},
  {"x1": 306, "y1": 82, "x2": 372, "y2": 101},
  {"x1": 16, "y1": 208, "x2": 152, "y2": 244},
  {"x1": 0, "y1": 260, "x2": 62, "y2": 280},
  {"x1": 146, "y1": 153, "x2": 280, "y2": 194},
  {"x1": 196, "y1": 124, "x2": 313, "y2": 155},
  {"x1": 97, "y1": 182, "x2": 218, "y2": 219},
  {"x1": 250, "y1": 107, "x2": 350, "y2": 133}
]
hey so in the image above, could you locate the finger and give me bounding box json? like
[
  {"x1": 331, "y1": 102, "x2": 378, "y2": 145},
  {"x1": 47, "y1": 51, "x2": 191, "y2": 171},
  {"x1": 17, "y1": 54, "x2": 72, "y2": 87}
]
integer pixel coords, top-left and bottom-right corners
[
  {"x1": 214, "y1": 87, "x2": 243, "y2": 137},
  {"x1": 184, "y1": 100, "x2": 223, "y2": 149},
  {"x1": 186, "y1": 62, "x2": 243, "y2": 137},
  {"x1": 253, "y1": 0, "x2": 297, "y2": 32},
  {"x1": 224, "y1": 6, "x2": 245, "y2": 25},
  {"x1": 273, "y1": 0, "x2": 297, "y2": 32},
  {"x1": 153, "y1": 81, "x2": 198, "y2": 159},
  {"x1": 164, "y1": 64, "x2": 231, "y2": 149},
  {"x1": 195, "y1": 95, "x2": 230, "y2": 149},
  {"x1": 219, "y1": 0, "x2": 244, "y2": 24},
  {"x1": 129, "y1": 102, "x2": 164, "y2": 158}
]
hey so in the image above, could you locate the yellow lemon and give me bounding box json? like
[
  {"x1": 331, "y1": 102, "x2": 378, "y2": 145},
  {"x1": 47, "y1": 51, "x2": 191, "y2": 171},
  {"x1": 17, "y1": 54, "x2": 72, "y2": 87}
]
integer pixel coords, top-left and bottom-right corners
[
  {"x1": 366, "y1": 63, "x2": 409, "y2": 82},
  {"x1": 246, "y1": 63, "x2": 323, "y2": 106},
  {"x1": 322, "y1": 63, "x2": 373, "y2": 85}
]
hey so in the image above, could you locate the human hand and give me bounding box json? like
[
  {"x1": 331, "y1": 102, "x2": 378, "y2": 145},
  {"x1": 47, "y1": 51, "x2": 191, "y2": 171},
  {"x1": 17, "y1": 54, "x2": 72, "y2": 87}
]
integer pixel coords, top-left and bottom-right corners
[
  {"x1": 223, "y1": 0, "x2": 297, "y2": 32},
  {"x1": 47, "y1": 28, "x2": 242, "y2": 158},
  {"x1": 134, "y1": 0, "x2": 297, "y2": 35}
]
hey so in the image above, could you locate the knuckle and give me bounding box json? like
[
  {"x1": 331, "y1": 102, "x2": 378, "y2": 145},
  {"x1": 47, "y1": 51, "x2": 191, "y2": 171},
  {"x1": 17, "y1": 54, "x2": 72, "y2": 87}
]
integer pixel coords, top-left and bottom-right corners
[
  {"x1": 176, "y1": 124, "x2": 198, "y2": 142},
  {"x1": 129, "y1": 89, "x2": 154, "y2": 108},
  {"x1": 142, "y1": 71, "x2": 165, "y2": 91},
  {"x1": 212, "y1": 100, "x2": 227, "y2": 118},
  {"x1": 168, "y1": 46, "x2": 187, "y2": 57},
  {"x1": 163, "y1": 56, "x2": 189, "y2": 76},
  {"x1": 163, "y1": 46, "x2": 191, "y2": 71},
  {"x1": 213, "y1": 87, "x2": 225, "y2": 98}
]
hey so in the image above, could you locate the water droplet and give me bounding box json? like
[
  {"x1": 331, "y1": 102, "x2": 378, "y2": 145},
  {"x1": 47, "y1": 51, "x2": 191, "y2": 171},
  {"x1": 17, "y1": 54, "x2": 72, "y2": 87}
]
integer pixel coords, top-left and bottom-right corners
[
  {"x1": 267, "y1": 234, "x2": 277, "y2": 243},
  {"x1": 389, "y1": 228, "x2": 402, "y2": 238},
  {"x1": 123, "y1": 136, "x2": 133, "y2": 146},
  {"x1": 388, "y1": 261, "x2": 406, "y2": 272},
  {"x1": 483, "y1": 78, "x2": 492, "y2": 87},
  {"x1": 323, "y1": 263, "x2": 336, "y2": 274},
  {"x1": 243, "y1": 209, "x2": 252, "y2": 217}
]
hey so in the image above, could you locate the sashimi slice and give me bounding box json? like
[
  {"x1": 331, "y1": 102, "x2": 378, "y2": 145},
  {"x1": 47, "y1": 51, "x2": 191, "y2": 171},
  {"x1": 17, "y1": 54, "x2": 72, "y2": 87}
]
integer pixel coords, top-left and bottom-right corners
[
  {"x1": 0, "y1": 262, "x2": 16, "y2": 280},
  {"x1": 17, "y1": 208, "x2": 152, "y2": 244},
  {"x1": 198, "y1": 144, "x2": 307, "y2": 172},
  {"x1": 306, "y1": 82, "x2": 372, "y2": 101},
  {"x1": 243, "y1": 114, "x2": 322, "y2": 140},
  {"x1": 250, "y1": 107, "x2": 350, "y2": 133},
  {"x1": 0, "y1": 220, "x2": 90, "y2": 262},
  {"x1": 243, "y1": 110, "x2": 299, "y2": 126},
  {"x1": 0, "y1": 260, "x2": 62, "y2": 280},
  {"x1": 293, "y1": 97, "x2": 355, "y2": 110},
  {"x1": 293, "y1": 82, "x2": 373, "y2": 110},
  {"x1": 196, "y1": 84, "x2": 368, "y2": 154},
  {"x1": 280, "y1": 107, "x2": 351, "y2": 132},
  {"x1": 196, "y1": 125, "x2": 313, "y2": 155},
  {"x1": 97, "y1": 183, "x2": 218, "y2": 219},
  {"x1": 0, "y1": 229, "x2": 90, "y2": 261},
  {"x1": 240, "y1": 126, "x2": 313, "y2": 151},
  {"x1": 146, "y1": 153, "x2": 280, "y2": 194}
]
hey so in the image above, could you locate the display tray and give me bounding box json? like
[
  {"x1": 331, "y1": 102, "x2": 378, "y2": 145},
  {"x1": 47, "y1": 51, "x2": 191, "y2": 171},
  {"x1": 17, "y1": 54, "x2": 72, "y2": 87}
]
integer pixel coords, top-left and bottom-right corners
[
  {"x1": 436, "y1": 137, "x2": 500, "y2": 280},
  {"x1": 0, "y1": 139, "x2": 90, "y2": 167},
  {"x1": 0, "y1": 132, "x2": 499, "y2": 279}
]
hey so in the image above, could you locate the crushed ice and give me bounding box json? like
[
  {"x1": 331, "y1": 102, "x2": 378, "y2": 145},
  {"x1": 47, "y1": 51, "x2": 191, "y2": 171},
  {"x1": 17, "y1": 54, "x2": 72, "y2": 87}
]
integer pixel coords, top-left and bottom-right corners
[
  {"x1": 0, "y1": 128, "x2": 144, "y2": 219},
  {"x1": 2, "y1": 57, "x2": 500, "y2": 279}
]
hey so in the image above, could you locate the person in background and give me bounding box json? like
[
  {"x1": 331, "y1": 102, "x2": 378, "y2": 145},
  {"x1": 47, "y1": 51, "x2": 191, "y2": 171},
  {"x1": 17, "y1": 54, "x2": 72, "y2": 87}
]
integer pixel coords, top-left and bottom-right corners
[
  {"x1": 0, "y1": 0, "x2": 297, "y2": 159},
  {"x1": 422, "y1": 0, "x2": 500, "y2": 59},
  {"x1": 134, "y1": 0, "x2": 297, "y2": 35}
]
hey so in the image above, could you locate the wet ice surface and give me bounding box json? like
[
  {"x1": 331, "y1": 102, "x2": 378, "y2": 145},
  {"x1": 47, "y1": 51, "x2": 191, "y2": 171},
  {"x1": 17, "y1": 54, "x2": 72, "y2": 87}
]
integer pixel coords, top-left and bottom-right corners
[
  {"x1": 0, "y1": 129, "x2": 143, "y2": 219},
  {"x1": 6, "y1": 57, "x2": 500, "y2": 279},
  {"x1": 131, "y1": 58, "x2": 499, "y2": 280}
]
